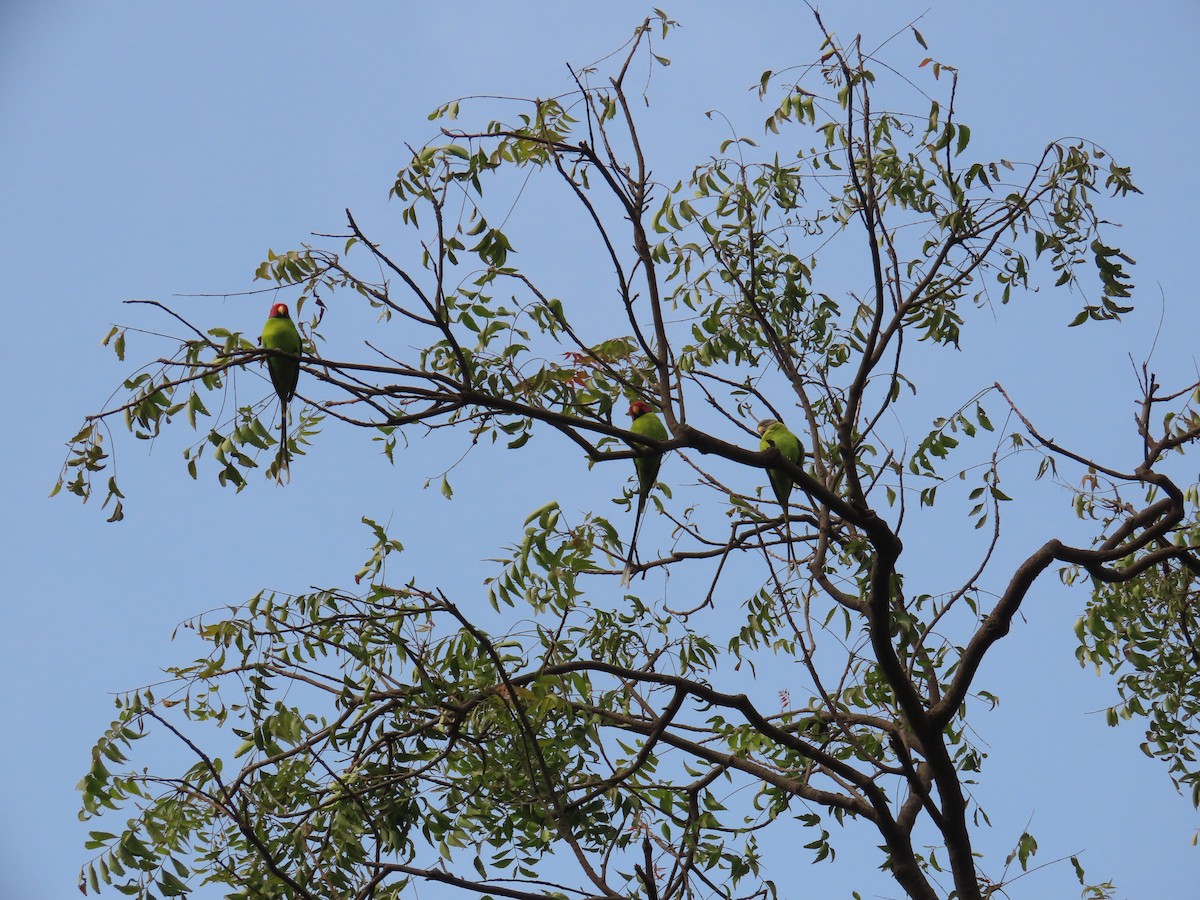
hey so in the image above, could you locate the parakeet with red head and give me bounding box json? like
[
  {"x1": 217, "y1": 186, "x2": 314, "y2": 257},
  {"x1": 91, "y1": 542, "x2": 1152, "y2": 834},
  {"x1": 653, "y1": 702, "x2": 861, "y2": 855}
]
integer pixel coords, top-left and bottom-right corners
[
  {"x1": 622, "y1": 400, "x2": 669, "y2": 586},
  {"x1": 261, "y1": 302, "x2": 301, "y2": 478}
]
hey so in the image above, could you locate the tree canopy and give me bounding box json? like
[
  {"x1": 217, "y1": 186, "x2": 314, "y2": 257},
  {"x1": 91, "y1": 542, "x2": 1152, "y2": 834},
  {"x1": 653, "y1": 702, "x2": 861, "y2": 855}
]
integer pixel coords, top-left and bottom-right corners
[{"x1": 63, "y1": 12, "x2": 1199, "y2": 900}]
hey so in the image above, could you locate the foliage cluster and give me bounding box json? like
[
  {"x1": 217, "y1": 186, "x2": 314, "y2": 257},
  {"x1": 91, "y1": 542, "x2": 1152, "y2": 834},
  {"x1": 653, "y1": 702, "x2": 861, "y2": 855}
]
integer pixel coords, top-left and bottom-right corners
[{"x1": 63, "y1": 13, "x2": 1198, "y2": 900}]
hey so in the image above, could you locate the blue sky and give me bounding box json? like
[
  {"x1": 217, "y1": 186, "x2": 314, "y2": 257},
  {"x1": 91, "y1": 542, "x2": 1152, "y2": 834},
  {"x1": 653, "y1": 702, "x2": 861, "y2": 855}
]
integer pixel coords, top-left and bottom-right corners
[{"x1": 2, "y1": 1, "x2": 1198, "y2": 897}]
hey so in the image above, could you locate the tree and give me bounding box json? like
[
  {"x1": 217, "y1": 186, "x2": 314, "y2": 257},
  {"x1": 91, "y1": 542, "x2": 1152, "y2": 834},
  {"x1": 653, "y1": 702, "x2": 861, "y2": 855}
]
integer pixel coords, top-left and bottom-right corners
[{"x1": 62, "y1": 12, "x2": 1199, "y2": 900}]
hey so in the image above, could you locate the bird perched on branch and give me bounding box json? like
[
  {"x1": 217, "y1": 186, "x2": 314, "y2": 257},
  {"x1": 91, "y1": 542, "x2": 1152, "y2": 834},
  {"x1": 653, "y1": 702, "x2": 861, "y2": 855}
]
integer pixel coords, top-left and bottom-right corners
[
  {"x1": 757, "y1": 418, "x2": 803, "y2": 568},
  {"x1": 261, "y1": 302, "x2": 302, "y2": 480},
  {"x1": 622, "y1": 400, "x2": 668, "y2": 587}
]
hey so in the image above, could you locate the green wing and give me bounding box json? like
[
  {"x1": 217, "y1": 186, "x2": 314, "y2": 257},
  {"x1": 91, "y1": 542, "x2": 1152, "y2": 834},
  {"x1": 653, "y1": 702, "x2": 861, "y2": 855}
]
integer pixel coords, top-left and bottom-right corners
[
  {"x1": 262, "y1": 313, "x2": 302, "y2": 405},
  {"x1": 760, "y1": 421, "x2": 802, "y2": 507},
  {"x1": 261, "y1": 308, "x2": 303, "y2": 481},
  {"x1": 630, "y1": 410, "x2": 668, "y2": 500},
  {"x1": 759, "y1": 420, "x2": 803, "y2": 569},
  {"x1": 623, "y1": 408, "x2": 669, "y2": 586}
]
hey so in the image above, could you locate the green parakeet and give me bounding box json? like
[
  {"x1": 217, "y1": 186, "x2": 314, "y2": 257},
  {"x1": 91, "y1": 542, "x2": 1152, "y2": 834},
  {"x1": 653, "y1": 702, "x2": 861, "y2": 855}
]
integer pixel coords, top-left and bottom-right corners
[
  {"x1": 261, "y1": 302, "x2": 302, "y2": 478},
  {"x1": 622, "y1": 400, "x2": 669, "y2": 587},
  {"x1": 757, "y1": 418, "x2": 803, "y2": 567}
]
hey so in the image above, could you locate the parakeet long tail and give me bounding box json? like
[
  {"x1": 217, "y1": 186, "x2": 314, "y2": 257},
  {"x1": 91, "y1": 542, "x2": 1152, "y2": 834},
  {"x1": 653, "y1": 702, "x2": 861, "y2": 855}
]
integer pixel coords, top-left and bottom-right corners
[
  {"x1": 275, "y1": 402, "x2": 290, "y2": 484},
  {"x1": 621, "y1": 493, "x2": 648, "y2": 587},
  {"x1": 781, "y1": 500, "x2": 796, "y2": 570}
]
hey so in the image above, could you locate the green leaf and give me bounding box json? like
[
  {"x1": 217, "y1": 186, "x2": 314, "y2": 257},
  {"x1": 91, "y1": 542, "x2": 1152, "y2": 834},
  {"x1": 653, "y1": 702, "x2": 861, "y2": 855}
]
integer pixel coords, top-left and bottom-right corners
[
  {"x1": 955, "y1": 123, "x2": 970, "y2": 155},
  {"x1": 523, "y1": 501, "x2": 559, "y2": 527},
  {"x1": 157, "y1": 870, "x2": 191, "y2": 896}
]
